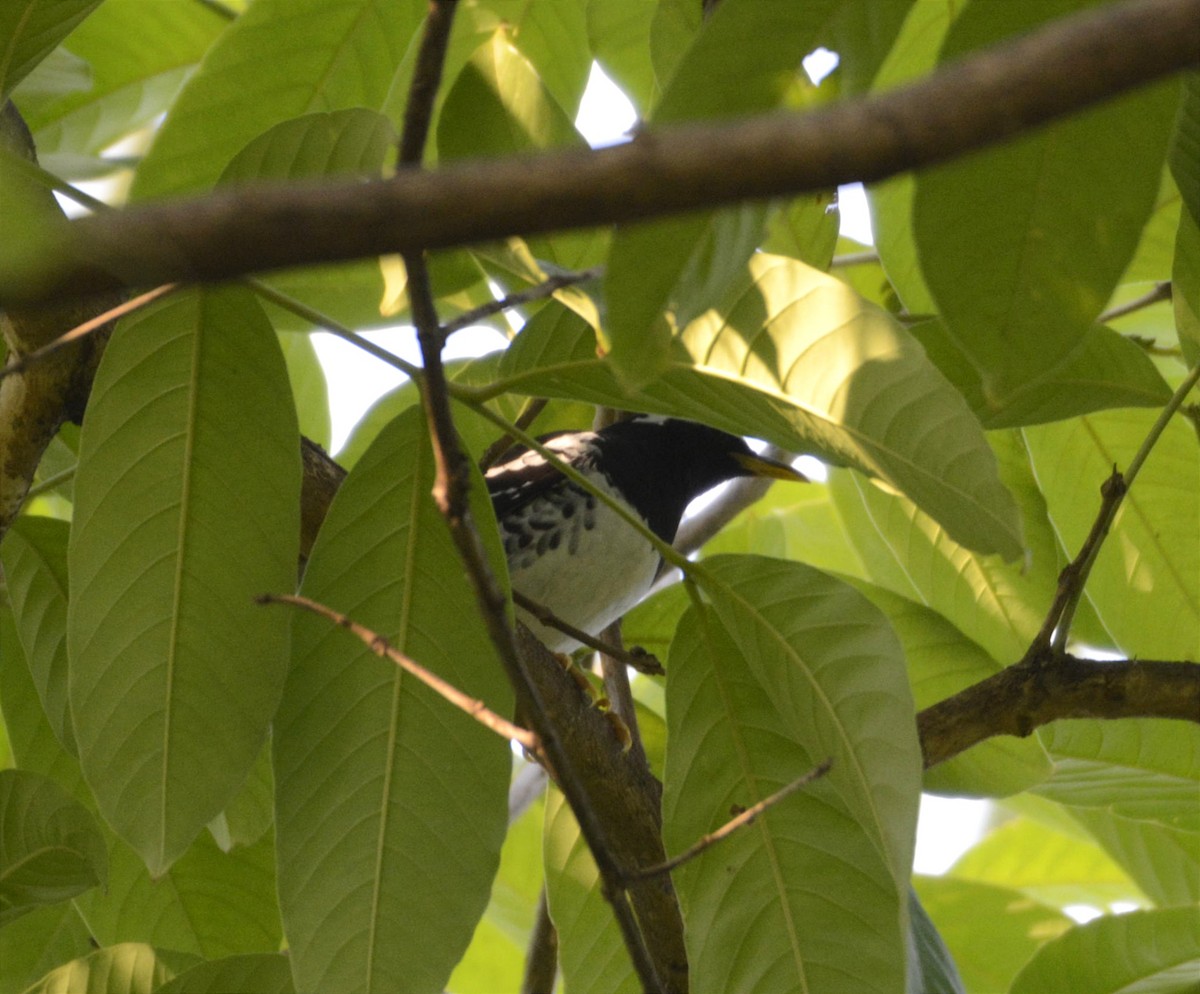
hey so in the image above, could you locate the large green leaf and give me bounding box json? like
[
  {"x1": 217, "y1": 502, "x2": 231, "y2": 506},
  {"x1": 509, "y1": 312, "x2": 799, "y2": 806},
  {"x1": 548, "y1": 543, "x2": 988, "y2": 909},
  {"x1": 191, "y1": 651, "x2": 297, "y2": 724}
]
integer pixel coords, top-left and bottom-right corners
[
  {"x1": 273, "y1": 406, "x2": 512, "y2": 994},
  {"x1": 1034, "y1": 720, "x2": 1200, "y2": 832},
  {"x1": 67, "y1": 287, "x2": 300, "y2": 873},
  {"x1": 130, "y1": 0, "x2": 423, "y2": 199},
  {"x1": 913, "y1": 875, "x2": 1071, "y2": 994},
  {"x1": 826, "y1": 0, "x2": 917, "y2": 96},
  {"x1": 1, "y1": 516, "x2": 75, "y2": 755},
  {"x1": 906, "y1": 888, "x2": 966, "y2": 994},
  {"x1": 586, "y1": 0, "x2": 659, "y2": 112},
  {"x1": 543, "y1": 789, "x2": 638, "y2": 994},
  {"x1": 1022, "y1": 407, "x2": 1199, "y2": 659},
  {"x1": 17, "y1": 0, "x2": 224, "y2": 178},
  {"x1": 604, "y1": 0, "x2": 839, "y2": 384},
  {"x1": 0, "y1": 768, "x2": 106, "y2": 924},
  {"x1": 21, "y1": 943, "x2": 198, "y2": 994},
  {"x1": 1170, "y1": 72, "x2": 1200, "y2": 227},
  {"x1": 664, "y1": 556, "x2": 921, "y2": 994},
  {"x1": 949, "y1": 816, "x2": 1147, "y2": 910},
  {"x1": 496, "y1": 255, "x2": 1022, "y2": 558},
  {"x1": 0, "y1": 0, "x2": 102, "y2": 101},
  {"x1": 913, "y1": 1, "x2": 1178, "y2": 407},
  {"x1": 1011, "y1": 906, "x2": 1200, "y2": 994},
  {"x1": 0, "y1": 901, "x2": 94, "y2": 994}
]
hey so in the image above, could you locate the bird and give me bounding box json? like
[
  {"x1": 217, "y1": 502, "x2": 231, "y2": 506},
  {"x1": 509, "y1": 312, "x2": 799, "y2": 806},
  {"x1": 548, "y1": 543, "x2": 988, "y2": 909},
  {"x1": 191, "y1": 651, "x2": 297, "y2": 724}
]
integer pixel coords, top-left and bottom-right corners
[{"x1": 485, "y1": 416, "x2": 807, "y2": 652}]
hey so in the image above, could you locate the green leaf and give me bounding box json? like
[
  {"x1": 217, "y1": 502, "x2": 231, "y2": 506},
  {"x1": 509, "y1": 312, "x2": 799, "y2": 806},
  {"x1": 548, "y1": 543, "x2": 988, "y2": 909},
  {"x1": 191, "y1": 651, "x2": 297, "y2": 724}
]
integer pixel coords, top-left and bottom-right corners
[
  {"x1": 1011, "y1": 906, "x2": 1200, "y2": 994},
  {"x1": 448, "y1": 792, "x2": 544, "y2": 994},
  {"x1": 1170, "y1": 72, "x2": 1200, "y2": 227},
  {"x1": 67, "y1": 287, "x2": 300, "y2": 873},
  {"x1": 950, "y1": 816, "x2": 1147, "y2": 910},
  {"x1": 274, "y1": 406, "x2": 512, "y2": 994},
  {"x1": 0, "y1": 609, "x2": 88, "y2": 803},
  {"x1": 0, "y1": 768, "x2": 106, "y2": 924},
  {"x1": 73, "y1": 829, "x2": 281, "y2": 959},
  {"x1": 154, "y1": 954, "x2": 295, "y2": 994},
  {"x1": 909, "y1": 320, "x2": 1172, "y2": 428},
  {"x1": 543, "y1": 788, "x2": 638, "y2": 994},
  {"x1": 867, "y1": 0, "x2": 957, "y2": 315},
  {"x1": 605, "y1": 0, "x2": 839, "y2": 385},
  {"x1": 1034, "y1": 720, "x2": 1200, "y2": 832},
  {"x1": 913, "y1": 1, "x2": 1178, "y2": 407},
  {"x1": 827, "y1": 1, "x2": 917, "y2": 96},
  {"x1": 0, "y1": 0, "x2": 102, "y2": 101},
  {"x1": 587, "y1": 0, "x2": 658, "y2": 112},
  {"x1": 208, "y1": 742, "x2": 274, "y2": 852},
  {"x1": 278, "y1": 332, "x2": 332, "y2": 450},
  {"x1": 130, "y1": 0, "x2": 424, "y2": 199},
  {"x1": 1, "y1": 516, "x2": 75, "y2": 755},
  {"x1": 1174, "y1": 204, "x2": 1200, "y2": 367},
  {"x1": 0, "y1": 902, "x2": 94, "y2": 994},
  {"x1": 498, "y1": 255, "x2": 1023, "y2": 558},
  {"x1": 18, "y1": 0, "x2": 224, "y2": 177},
  {"x1": 912, "y1": 875, "x2": 1071, "y2": 994},
  {"x1": 906, "y1": 888, "x2": 966, "y2": 994},
  {"x1": 475, "y1": 0, "x2": 592, "y2": 117},
  {"x1": 1022, "y1": 407, "x2": 1199, "y2": 659},
  {"x1": 1069, "y1": 808, "x2": 1200, "y2": 908},
  {"x1": 825, "y1": 426, "x2": 1068, "y2": 664},
  {"x1": 21, "y1": 943, "x2": 198, "y2": 994},
  {"x1": 665, "y1": 556, "x2": 921, "y2": 994}
]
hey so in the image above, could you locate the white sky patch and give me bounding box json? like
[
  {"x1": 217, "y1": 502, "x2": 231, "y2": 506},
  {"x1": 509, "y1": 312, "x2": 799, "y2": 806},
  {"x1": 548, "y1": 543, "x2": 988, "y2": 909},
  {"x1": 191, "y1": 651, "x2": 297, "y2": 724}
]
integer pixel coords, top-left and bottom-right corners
[
  {"x1": 576, "y1": 62, "x2": 638, "y2": 148},
  {"x1": 914, "y1": 795, "x2": 992, "y2": 874}
]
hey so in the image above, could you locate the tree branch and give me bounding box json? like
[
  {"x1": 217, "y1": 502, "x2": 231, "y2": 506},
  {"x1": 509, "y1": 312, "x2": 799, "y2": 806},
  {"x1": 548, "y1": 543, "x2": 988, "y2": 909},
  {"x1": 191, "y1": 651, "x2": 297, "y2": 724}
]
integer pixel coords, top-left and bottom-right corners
[
  {"x1": 4, "y1": 0, "x2": 1197, "y2": 305},
  {"x1": 919, "y1": 654, "x2": 1200, "y2": 769}
]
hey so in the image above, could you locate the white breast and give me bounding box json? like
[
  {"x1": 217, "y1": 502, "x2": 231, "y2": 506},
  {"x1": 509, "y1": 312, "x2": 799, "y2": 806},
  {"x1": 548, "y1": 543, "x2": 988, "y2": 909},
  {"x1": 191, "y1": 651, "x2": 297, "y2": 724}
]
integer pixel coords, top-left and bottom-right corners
[{"x1": 503, "y1": 469, "x2": 661, "y2": 652}]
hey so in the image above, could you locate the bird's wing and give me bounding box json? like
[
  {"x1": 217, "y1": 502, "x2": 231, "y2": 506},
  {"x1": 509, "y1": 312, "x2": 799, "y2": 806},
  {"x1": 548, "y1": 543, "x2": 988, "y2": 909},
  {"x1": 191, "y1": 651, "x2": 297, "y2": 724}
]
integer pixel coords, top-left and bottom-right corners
[{"x1": 485, "y1": 431, "x2": 595, "y2": 518}]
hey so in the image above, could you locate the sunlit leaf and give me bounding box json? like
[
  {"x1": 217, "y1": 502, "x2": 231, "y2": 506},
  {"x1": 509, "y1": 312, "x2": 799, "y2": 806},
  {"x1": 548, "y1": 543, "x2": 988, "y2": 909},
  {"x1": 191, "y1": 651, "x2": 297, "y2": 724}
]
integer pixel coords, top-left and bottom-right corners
[
  {"x1": 21, "y1": 943, "x2": 198, "y2": 994},
  {"x1": 67, "y1": 287, "x2": 300, "y2": 873},
  {"x1": 1023, "y1": 407, "x2": 1199, "y2": 659},
  {"x1": 913, "y1": 875, "x2": 1071, "y2": 994},
  {"x1": 1010, "y1": 906, "x2": 1200, "y2": 994},
  {"x1": 1034, "y1": 720, "x2": 1200, "y2": 832},
  {"x1": 1070, "y1": 807, "x2": 1200, "y2": 908},
  {"x1": 950, "y1": 815, "x2": 1146, "y2": 910},
  {"x1": 274, "y1": 406, "x2": 512, "y2": 994},
  {"x1": 1174, "y1": 205, "x2": 1200, "y2": 367},
  {"x1": 498, "y1": 255, "x2": 1023, "y2": 558},
  {"x1": 826, "y1": 0, "x2": 917, "y2": 96},
  {"x1": 0, "y1": 901, "x2": 94, "y2": 994},
  {"x1": 543, "y1": 788, "x2": 638, "y2": 994}
]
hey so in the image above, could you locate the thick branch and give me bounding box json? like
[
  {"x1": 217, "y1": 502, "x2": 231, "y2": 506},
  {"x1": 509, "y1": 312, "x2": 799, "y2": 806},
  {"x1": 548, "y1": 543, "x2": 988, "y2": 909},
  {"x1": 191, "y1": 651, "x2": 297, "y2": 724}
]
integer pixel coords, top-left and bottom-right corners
[
  {"x1": 4, "y1": 0, "x2": 1197, "y2": 305},
  {"x1": 919, "y1": 654, "x2": 1200, "y2": 769}
]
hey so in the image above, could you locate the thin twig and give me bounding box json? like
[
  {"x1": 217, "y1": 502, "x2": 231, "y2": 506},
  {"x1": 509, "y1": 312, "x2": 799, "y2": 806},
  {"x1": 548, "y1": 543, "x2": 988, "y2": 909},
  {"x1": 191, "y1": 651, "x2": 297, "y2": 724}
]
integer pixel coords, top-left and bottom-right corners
[
  {"x1": 395, "y1": 7, "x2": 667, "y2": 989},
  {"x1": 513, "y1": 591, "x2": 664, "y2": 675},
  {"x1": 443, "y1": 267, "x2": 603, "y2": 337},
  {"x1": 1046, "y1": 363, "x2": 1200, "y2": 652},
  {"x1": 1099, "y1": 280, "x2": 1172, "y2": 323},
  {"x1": 830, "y1": 250, "x2": 879, "y2": 268},
  {"x1": 23, "y1": 465, "x2": 76, "y2": 501},
  {"x1": 0, "y1": 284, "x2": 177, "y2": 382},
  {"x1": 629, "y1": 760, "x2": 833, "y2": 881},
  {"x1": 256, "y1": 593, "x2": 537, "y2": 750}
]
